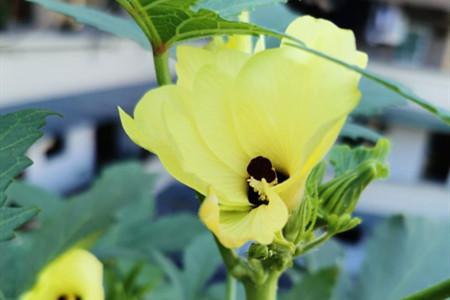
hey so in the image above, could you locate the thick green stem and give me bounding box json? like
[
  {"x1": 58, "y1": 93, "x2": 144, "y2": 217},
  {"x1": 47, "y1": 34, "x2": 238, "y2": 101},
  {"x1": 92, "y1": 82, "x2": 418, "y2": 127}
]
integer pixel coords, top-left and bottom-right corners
[
  {"x1": 225, "y1": 272, "x2": 237, "y2": 300},
  {"x1": 243, "y1": 270, "x2": 281, "y2": 300},
  {"x1": 153, "y1": 51, "x2": 172, "y2": 86},
  {"x1": 400, "y1": 279, "x2": 450, "y2": 300}
]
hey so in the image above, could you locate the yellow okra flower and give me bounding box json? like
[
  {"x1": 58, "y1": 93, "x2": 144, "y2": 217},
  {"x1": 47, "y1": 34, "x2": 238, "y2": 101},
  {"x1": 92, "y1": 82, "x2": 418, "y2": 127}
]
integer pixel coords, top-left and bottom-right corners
[
  {"x1": 20, "y1": 249, "x2": 104, "y2": 300},
  {"x1": 120, "y1": 16, "x2": 367, "y2": 248}
]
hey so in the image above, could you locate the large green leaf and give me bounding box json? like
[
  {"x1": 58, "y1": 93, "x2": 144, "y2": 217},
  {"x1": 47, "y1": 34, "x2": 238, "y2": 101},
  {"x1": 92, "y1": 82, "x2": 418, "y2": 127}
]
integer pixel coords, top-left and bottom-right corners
[
  {"x1": 0, "y1": 206, "x2": 40, "y2": 241},
  {"x1": 282, "y1": 267, "x2": 339, "y2": 300},
  {"x1": 0, "y1": 162, "x2": 155, "y2": 298},
  {"x1": 350, "y1": 216, "x2": 449, "y2": 300},
  {"x1": 27, "y1": 0, "x2": 151, "y2": 49},
  {"x1": 0, "y1": 109, "x2": 58, "y2": 205},
  {"x1": 115, "y1": 0, "x2": 294, "y2": 51},
  {"x1": 28, "y1": 0, "x2": 291, "y2": 51},
  {"x1": 286, "y1": 43, "x2": 450, "y2": 124}
]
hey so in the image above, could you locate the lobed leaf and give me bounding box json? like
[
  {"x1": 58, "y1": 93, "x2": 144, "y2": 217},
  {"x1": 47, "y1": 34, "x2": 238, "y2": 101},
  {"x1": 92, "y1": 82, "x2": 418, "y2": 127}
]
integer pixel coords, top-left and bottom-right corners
[
  {"x1": 0, "y1": 109, "x2": 59, "y2": 205},
  {"x1": 0, "y1": 109, "x2": 59, "y2": 242}
]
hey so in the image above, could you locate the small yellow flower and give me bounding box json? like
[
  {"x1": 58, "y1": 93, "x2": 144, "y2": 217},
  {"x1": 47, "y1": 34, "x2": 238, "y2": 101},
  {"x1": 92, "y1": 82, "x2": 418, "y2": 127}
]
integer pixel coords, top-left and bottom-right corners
[
  {"x1": 119, "y1": 16, "x2": 367, "y2": 248},
  {"x1": 20, "y1": 249, "x2": 104, "y2": 300}
]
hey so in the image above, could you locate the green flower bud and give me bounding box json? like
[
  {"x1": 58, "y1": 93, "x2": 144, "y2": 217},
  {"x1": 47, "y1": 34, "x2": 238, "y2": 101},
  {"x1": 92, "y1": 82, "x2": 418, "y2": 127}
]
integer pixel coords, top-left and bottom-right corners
[
  {"x1": 319, "y1": 159, "x2": 388, "y2": 216},
  {"x1": 248, "y1": 243, "x2": 272, "y2": 260},
  {"x1": 283, "y1": 190, "x2": 318, "y2": 245}
]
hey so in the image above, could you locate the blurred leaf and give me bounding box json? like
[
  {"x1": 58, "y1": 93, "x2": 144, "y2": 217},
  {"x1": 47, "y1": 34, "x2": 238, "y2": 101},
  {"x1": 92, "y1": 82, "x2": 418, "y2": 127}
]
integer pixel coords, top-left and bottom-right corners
[
  {"x1": 204, "y1": 281, "x2": 246, "y2": 300},
  {"x1": 182, "y1": 233, "x2": 222, "y2": 300},
  {"x1": 0, "y1": 206, "x2": 40, "y2": 241},
  {"x1": 354, "y1": 77, "x2": 407, "y2": 116},
  {"x1": 282, "y1": 267, "x2": 339, "y2": 300},
  {"x1": 340, "y1": 122, "x2": 382, "y2": 142},
  {"x1": 0, "y1": 162, "x2": 156, "y2": 298},
  {"x1": 0, "y1": 109, "x2": 58, "y2": 205},
  {"x1": 349, "y1": 216, "x2": 449, "y2": 300},
  {"x1": 148, "y1": 233, "x2": 222, "y2": 300},
  {"x1": 302, "y1": 238, "x2": 344, "y2": 272},
  {"x1": 104, "y1": 258, "x2": 163, "y2": 299},
  {"x1": 329, "y1": 139, "x2": 390, "y2": 177},
  {"x1": 97, "y1": 213, "x2": 206, "y2": 254},
  {"x1": 27, "y1": 0, "x2": 151, "y2": 49},
  {"x1": 287, "y1": 43, "x2": 450, "y2": 124},
  {"x1": 6, "y1": 181, "x2": 63, "y2": 220},
  {"x1": 149, "y1": 249, "x2": 185, "y2": 300},
  {"x1": 195, "y1": 0, "x2": 287, "y2": 17}
]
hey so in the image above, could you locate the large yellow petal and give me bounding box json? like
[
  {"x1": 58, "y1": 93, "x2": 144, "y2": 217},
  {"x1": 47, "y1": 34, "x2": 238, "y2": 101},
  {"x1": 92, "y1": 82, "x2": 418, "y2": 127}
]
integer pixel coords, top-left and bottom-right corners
[
  {"x1": 119, "y1": 86, "x2": 203, "y2": 192},
  {"x1": 219, "y1": 181, "x2": 288, "y2": 247},
  {"x1": 176, "y1": 46, "x2": 250, "y2": 91},
  {"x1": 232, "y1": 48, "x2": 361, "y2": 209},
  {"x1": 199, "y1": 188, "x2": 249, "y2": 248},
  {"x1": 282, "y1": 16, "x2": 366, "y2": 67},
  {"x1": 176, "y1": 46, "x2": 215, "y2": 90},
  {"x1": 163, "y1": 86, "x2": 249, "y2": 206},
  {"x1": 192, "y1": 64, "x2": 250, "y2": 176},
  {"x1": 200, "y1": 183, "x2": 288, "y2": 248}
]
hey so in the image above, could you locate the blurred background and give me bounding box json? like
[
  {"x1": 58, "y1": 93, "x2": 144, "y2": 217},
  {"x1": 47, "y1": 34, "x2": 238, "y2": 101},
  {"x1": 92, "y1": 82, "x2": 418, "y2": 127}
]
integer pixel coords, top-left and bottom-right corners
[{"x1": 1, "y1": 0, "x2": 449, "y2": 286}]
